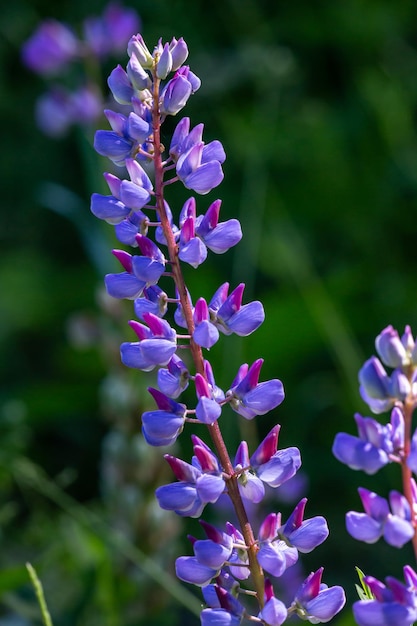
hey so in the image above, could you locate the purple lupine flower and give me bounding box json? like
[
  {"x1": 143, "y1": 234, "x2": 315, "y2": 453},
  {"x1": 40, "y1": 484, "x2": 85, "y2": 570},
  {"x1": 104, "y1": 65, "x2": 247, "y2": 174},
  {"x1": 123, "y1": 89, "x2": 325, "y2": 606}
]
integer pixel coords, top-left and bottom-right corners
[
  {"x1": 375, "y1": 325, "x2": 412, "y2": 369},
  {"x1": 346, "y1": 487, "x2": 414, "y2": 548},
  {"x1": 120, "y1": 313, "x2": 177, "y2": 371},
  {"x1": 359, "y1": 356, "x2": 409, "y2": 414},
  {"x1": 353, "y1": 566, "x2": 417, "y2": 626},
  {"x1": 280, "y1": 498, "x2": 329, "y2": 553},
  {"x1": 332, "y1": 407, "x2": 404, "y2": 474},
  {"x1": 226, "y1": 359, "x2": 285, "y2": 420},
  {"x1": 141, "y1": 387, "x2": 186, "y2": 446},
  {"x1": 290, "y1": 568, "x2": 346, "y2": 623},
  {"x1": 208, "y1": 283, "x2": 265, "y2": 337},
  {"x1": 169, "y1": 118, "x2": 225, "y2": 194},
  {"x1": 249, "y1": 423, "x2": 301, "y2": 488},
  {"x1": 233, "y1": 425, "x2": 301, "y2": 502},
  {"x1": 234, "y1": 440, "x2": 265, "y2": 503},
  {"x1": 258, "y1": 579, "x2": 287, "y2": 626},
  {"x1": 105, "y1": 249, "x2": 146, "y2": 299},
  {"x1": 91, "y1": 172, "x2": 130, "y2": 225},
  {"x1": 157, "y1": 354, "x2": 190, "y2": 398},
  {"x1": 176, "y1": 522, "x2": 234, "y2": 586},
  {"x1": 160, "y1": 70, "x2": 193, "y2": 116},
  {"x1": 127, "y1": 34, "x2": 153, "y2": 69},
  {"x1": 195, "y1": 374, "x2": 222, "y2": 424},
  {"x1": 193, "y1": 299, "x2": 219, "y2": 348},
  {"x1": 201, "y1": 586, "x2": 245, "y2": 626},
  {"x1": 195, "y1": 199, "x2": 242, "y2": 254},
  {"x1": 94, "y1": 111, "x2": 152, "y2": 166},
  {"x1": 178, "y1": 214, "x2": 207, "y2": 267},
  {"x1": 105, "y1": 236, "x2": 165, "y2": 300},
  {"x1": 134, "y1": 285, "x2": 168, "y2": 320},
  {"x1": 83, "y1": 3, "x2": 141, "y2": 58},
  {"x1": 257, "y1": 512, "x2": 299, "y2": 577},
  {"x1": 22, "y1": 20, "x2": 78, "y2": 76},
  {"x1": 156, "y1": 438, "x2": 225, "y2": 517},
  {"x1": 115, "y1": 210, "x2": 149, "y2": 245}
]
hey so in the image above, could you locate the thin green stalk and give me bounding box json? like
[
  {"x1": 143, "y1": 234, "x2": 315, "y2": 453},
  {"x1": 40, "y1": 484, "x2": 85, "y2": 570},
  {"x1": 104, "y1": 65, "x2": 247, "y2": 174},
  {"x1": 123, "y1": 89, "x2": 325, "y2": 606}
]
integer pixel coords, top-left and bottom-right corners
[
  {"x1": 10, "y1": 457, "x2": 201, "y2": 617},
  {"x1": 26, "y1": 563, "x2": 54, "y2": 626}
]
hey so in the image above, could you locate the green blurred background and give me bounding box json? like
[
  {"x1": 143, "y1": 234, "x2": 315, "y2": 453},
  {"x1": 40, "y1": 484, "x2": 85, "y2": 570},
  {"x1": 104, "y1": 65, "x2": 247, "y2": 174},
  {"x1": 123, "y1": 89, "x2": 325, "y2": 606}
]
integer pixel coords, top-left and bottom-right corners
[{"x1": 2, "y1": 0, "x2": 417, "y2": 624}]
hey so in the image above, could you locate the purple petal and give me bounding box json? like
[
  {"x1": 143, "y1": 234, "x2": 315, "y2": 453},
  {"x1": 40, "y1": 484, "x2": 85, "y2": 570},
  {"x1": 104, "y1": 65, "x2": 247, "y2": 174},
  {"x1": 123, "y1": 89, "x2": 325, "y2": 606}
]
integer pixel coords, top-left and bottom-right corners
[
  {"x1": 183, "y1": 161, "x2": 224, "y2": 195},
  {"x1": 345, "y1": 512, "x2": 381, "y2": 543},
  {"x1": 193, "y1": 321, "x2": 219, "y2": 349},
  {"x1": 194, "y1": 540, "x2": 232, "y2": 569},
  {"x1": 120, "y1": 179, "x2": 151, "y2": 210},
  {"x1": 256, "y1": 447, "x2": 302, "y2": 488},
  {"x1": 176, "y1": 556, "x2": 217, "y2": 586},
  {"x1": 141, "y1": 410, "x2": 184, "y2": 446},
  {"x1": 332, "y1": 432, "x2": 389, "y2": 474},
  {"x1": 138, "y1": 338, "x2": 177, "y2": 366},
  {"x1": 303, "y1": 586, "x2": 346, "y2": 623},
  {"x1": 90, "y1": 194, "x2": 129, "y2": 223},
  {"x1": 196, "y1": 474, "x2": 225, "y2": 503},
  {"x1": 287, "y1": 516, "x2": 329, "y2": 552},
  {"x1": 353, "y1": 600, "x2": 416, "y2": 626},
  {"x1": 383, "y1": 515, "x2": 414, "y2": 548},
  {"x1": 196, "y1": 396, "x2": 222, "y2": 424},
  {"x1": 226, "y1": 301, "x2": 265, "y2": 336},
  {"x1": 156, "y1": 483, "x2": 199, "y2": 514},
  {"x1": 105, "y1": 273, "x2": 145, "y2": 299},
  {"x1": 202, "y1": 220, "x2": 243, "y2": 254},
  {"x1": 94, "y1": 130, "x2": 132, "y2": 163},
  {"x1": 179, "y1": 237, "x2": 207, "y2": 268}
]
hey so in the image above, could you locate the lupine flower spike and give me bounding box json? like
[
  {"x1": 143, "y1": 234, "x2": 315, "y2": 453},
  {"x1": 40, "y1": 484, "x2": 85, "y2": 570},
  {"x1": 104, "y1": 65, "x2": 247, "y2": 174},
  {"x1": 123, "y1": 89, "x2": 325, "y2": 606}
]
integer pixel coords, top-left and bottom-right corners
[
  {"x1": 334, "y1": 325, "x2": 417, "y2": 625},
  {"x1": 90, "y1": 33, "x2": 345, "y2": 624}
]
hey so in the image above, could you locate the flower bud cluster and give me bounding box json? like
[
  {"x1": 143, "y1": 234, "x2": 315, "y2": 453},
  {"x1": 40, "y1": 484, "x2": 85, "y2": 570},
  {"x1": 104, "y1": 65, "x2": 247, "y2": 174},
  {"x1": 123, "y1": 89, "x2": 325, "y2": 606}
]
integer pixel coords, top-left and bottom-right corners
[
  {"x1": 333, "y1": 325, "x2": 417, "y2": 625},
  {"x1": 91, "y1": 33, "x2": 346, "y2": 625}
]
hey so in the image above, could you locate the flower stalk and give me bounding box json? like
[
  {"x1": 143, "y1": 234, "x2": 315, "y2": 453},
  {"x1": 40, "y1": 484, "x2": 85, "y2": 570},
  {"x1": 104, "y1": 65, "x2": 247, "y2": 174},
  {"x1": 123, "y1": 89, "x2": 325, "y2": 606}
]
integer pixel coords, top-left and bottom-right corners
[{"x1": 89, "y1": 33, "x2": 345, "y2": 625}]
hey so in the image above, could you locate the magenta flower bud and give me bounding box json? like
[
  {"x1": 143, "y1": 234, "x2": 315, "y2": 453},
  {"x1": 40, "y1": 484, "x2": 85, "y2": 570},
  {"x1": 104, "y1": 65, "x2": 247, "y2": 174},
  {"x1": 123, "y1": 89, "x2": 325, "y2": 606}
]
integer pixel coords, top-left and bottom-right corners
[{"x1": 250, "y1": 424, "x2": 281, "y2": 466}]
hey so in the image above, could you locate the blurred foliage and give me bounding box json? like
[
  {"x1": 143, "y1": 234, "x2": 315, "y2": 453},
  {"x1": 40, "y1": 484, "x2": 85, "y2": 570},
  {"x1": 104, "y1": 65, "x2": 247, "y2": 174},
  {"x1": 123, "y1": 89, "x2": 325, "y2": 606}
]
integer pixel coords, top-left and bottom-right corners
[{"x1": 1, "y1": 0, "x2": 417, "y2": 624}]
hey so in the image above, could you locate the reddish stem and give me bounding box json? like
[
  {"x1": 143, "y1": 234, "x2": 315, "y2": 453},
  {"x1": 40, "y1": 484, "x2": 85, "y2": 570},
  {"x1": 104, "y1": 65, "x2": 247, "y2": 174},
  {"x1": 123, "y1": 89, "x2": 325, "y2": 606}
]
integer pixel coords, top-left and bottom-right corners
[
  {"x1": 151, "y1": 72, "x2": 265, "y2": 606},
  {"x1": 401, "y1": 396, "x2": 417, "y2": 561}
]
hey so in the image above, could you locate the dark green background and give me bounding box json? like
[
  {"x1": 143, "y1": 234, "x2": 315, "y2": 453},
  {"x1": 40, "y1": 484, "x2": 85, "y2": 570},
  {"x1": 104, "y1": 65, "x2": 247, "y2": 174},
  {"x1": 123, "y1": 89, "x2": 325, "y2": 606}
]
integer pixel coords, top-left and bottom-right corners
[{"x1": 1, "y1": 0, "x2": 417, "y2": 624}]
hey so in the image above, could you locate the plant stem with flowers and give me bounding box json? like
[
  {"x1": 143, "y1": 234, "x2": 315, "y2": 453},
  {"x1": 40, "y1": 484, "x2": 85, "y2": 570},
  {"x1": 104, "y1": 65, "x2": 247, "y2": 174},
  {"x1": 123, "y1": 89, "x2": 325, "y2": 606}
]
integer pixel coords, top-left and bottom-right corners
[
  {"x1": 90, "y1": 33, "x2": 346, "y2": 625},
  {"x1": 333, "y1": 325, "x2": 417, "y2": 625}
]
